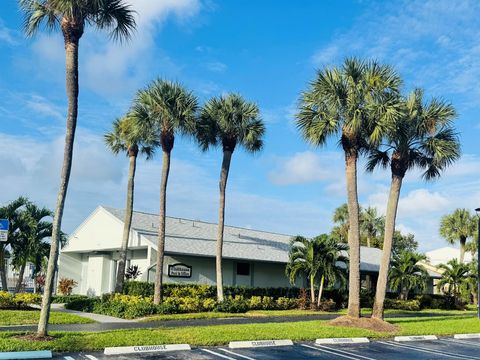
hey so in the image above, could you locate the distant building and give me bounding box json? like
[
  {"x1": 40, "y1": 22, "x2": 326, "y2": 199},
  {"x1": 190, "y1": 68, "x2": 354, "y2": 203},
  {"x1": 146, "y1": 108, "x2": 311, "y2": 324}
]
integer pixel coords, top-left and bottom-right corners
[
  {"x1": 58, "y1": 206, "x2": 440, "y2": 296},
  {"x1": 425, "y1": 246, "x2": 473, "y2": 266}
]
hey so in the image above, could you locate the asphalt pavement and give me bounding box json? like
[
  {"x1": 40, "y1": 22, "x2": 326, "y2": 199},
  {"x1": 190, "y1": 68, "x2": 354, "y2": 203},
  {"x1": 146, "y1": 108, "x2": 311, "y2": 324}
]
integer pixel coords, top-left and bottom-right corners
[{"x1": 53, "y1": 337, "x2": 480, "y2": 360}]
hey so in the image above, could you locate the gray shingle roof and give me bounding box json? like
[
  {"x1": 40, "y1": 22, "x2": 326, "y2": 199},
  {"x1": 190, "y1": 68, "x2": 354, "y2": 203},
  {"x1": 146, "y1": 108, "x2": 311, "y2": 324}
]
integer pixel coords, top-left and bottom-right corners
[{"x1": 103, "y1": 206, "x2": 382, "y2": 270}]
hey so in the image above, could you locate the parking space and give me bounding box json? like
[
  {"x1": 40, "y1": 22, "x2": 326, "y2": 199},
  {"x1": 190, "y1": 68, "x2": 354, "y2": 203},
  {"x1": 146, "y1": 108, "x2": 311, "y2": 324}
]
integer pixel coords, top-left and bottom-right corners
[{"x1": 53, "y1": 338, "x2": 480, "y2": 360}]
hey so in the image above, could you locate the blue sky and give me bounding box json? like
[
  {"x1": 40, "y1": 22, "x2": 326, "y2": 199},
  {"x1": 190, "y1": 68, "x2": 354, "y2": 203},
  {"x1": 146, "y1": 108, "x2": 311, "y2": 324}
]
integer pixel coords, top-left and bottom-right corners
[{"x1": 1, "y1": 0, "x2": 480, "y2": 251}]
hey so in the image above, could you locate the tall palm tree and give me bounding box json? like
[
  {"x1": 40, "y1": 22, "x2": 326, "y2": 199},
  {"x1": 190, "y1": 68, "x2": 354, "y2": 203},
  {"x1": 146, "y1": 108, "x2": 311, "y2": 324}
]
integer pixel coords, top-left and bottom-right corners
[
  {"x1": 360, "y1": 207, "x2": 384, "y2": 248},
  {"x1": 440, "y1": 209, "x2": 476, "y2": 263},
  {"x1": 19, "y1": 0, "x2": 136, "y2": 337},
  {"x1": 105, "y1": 116, "x2": 158, "y2": 293},
  {"x1": 11, "y1": 203, "x2": 54, "y2": 294},
  {"x1": 132, "y1": 79, "x2": 198, "y2": 305},
  {"x1": 367, "y1": 89, "x2": 460, "y2": 320},
  {"x1": 313, "y1": 234, "x2": 348, "y2": 307},
  {"x1": 286, "y1": 236, "x2": 322, "y2": 304},
  {"x1": 197, "y1": 94, "x2": 265, "y2": 302},
  {"x1": 437, "y1": 258, "x2": 471, "y2": 306},
  {"x1": 0, "y1": 197, "x2": 28, "y2": 291},
  {"x1": 388, "y1": 251, "x2": 428, "y2": 300},
  {"x1": 296, "y1": 58, "x2": 402, "y2": 318}
]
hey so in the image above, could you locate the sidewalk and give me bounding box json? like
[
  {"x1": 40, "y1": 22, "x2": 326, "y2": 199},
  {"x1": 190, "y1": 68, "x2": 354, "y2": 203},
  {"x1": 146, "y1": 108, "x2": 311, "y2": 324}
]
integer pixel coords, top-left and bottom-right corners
[
  {"x1": 0, "y1": 311, "x2": 471, "y2": 333},
  {"x1": 32, "y1": 303, "x2": 135, "y2": 324}
]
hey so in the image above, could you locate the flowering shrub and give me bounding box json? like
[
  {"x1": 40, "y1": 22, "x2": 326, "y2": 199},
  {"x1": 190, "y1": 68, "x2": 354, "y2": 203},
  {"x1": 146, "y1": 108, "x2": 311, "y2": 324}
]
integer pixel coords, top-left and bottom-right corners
[{"x1": 0, "y1": 291, "x2": 42, "y2": 309}]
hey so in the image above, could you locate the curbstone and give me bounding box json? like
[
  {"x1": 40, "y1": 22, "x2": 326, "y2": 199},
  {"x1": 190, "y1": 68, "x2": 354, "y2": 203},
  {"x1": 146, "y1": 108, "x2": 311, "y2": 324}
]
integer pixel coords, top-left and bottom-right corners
[
  {"x1": 394, "y1": 335, "x2": 438, "y2": 342},
  {"x1": 229, "y1": 339, "x2": 293, "y2": 349},
  {"x1": 315, "y1": 337, "x2": 370, "y2": 345},
  {"x1": 0, "y1": 351, "x2": 52, "y2": 359},
  {"x1": 104, "y1": 344, "x2": 191, "y2": 355}
]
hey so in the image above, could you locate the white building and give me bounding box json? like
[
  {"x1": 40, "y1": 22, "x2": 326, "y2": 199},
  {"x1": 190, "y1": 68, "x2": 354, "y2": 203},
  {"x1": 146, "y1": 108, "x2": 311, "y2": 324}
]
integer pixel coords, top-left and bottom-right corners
[
  {"x1": 425, "y1": 246, "x2": 473, "y2": 266},
  {"x1": 58, "y1": 206, "x2": 432, "y2": 296}
]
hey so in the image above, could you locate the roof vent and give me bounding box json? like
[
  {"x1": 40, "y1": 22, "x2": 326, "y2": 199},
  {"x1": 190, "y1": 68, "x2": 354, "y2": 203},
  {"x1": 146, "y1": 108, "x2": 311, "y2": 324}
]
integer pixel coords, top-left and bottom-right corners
[{"x1": 151, "y1": 222, "x2": 156, "y2": 228}]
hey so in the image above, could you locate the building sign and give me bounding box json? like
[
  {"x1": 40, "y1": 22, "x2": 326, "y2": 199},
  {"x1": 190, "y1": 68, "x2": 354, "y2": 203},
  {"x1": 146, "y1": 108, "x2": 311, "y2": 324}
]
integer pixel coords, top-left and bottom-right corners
[
  {"x1": 0, "y1": 219, "x2": 9, "y2": 243},
  {"x1": 168, "y1": 263, "x2": 192, "y2": 278}
]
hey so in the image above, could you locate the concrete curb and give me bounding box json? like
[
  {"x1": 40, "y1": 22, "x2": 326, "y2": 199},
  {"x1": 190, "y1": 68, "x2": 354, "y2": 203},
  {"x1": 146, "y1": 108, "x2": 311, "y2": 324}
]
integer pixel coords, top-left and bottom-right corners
[
  {"x1": 0, "y1": 350, "x2": 52, "y2": 359},
  {"x1": 454, "y1": 333, "x2": 480, "y2": 339},
  {"x1": 315, "y1": 337, "x2": 370, "y2": 344},
  {"x1": 394, "y1": 335, "x2": 438, "y2": 342},
  {"x1": 104, "y1": 344, "x2": 191, "y2": 355},
  {"x1": 229, "y1": 339, "x2": 293, "y2": 349}
]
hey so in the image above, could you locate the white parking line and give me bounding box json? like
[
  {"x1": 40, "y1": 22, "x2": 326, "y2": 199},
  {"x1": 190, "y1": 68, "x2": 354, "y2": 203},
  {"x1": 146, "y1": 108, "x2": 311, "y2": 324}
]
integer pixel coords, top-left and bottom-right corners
[
  {"x1": 201, "y1": 349, "x2": 237, "y2": 359},
  {"x1": 218, "y1": 348, "x2": 256, "y2": 360},
  {"x1": 85, "y1": 356, "x2": 98, "y2": 360},
  {"x1": 378, "y1": 340, "x2": 478, "y2": 360},
  {"x1": 444, "y1": 338, "x2": 480, "y2": 348},
  {"x1": 300, "y1": 344, "x2": 362, "y2": 360},
  {"x1": 63, "y1": 357, "x2": 75, "y2": 360},
  {"x1": 315, "y1": 344, "x2": 377, "y2": 360}
]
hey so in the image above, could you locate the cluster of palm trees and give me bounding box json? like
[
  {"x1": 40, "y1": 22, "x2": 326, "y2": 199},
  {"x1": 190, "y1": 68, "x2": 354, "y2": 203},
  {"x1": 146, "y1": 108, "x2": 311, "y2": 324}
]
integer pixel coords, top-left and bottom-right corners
[
  {"x1": 0, "y1": 198, "x2": 61, "y2": 294},
  {"x1": 296, "y1": 58, "x2": 460, "y2": 321},
  {"x1": 286, "y1": 234, "x2": 348, "y2": 307},
  {"x1": 15, "y1": 0, "x2": 463, "y2": 336},
  {"x1": 105, "y1": 81, "x2": 265, "y2": 306},
  {"x1": 332, "y1": 204, "x2": 385, "y2": 248}
]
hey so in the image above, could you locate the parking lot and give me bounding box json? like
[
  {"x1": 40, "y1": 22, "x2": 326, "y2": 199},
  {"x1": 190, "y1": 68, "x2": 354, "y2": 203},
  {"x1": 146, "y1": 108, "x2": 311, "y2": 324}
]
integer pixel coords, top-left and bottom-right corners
[{"x1": 55, "y1": 337, "x2": 480, "y2": 360}]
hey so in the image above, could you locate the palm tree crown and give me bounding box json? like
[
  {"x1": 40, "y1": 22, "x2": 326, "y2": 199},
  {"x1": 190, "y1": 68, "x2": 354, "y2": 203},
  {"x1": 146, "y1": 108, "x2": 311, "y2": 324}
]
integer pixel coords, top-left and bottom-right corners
[
  {"x1": 296, "y1": 58, "x2": 402, "y2": 152},
  {"x1": 388, "y1": 251, "x2": 428, "y2": 300},
  {"x1": 366, "y1": 89, "x2": 460, "y2": 179},
  {"x1": 197, "y1": 93, "x2": 265, "y2": 153},
  {"x1": 440, "y1": 209, "x2": 476, "y2": 263},
  {"x1": 133, "y1": 79, "x2": 199, "y2": 151},
  {"x1": 19, "y1": 0, "x2": 136, "y2": 41},
  {"x1": 360, "y1": 206, "x2": 384, "y2": 247},
  {"x1": 105, "y1": 116, "x2": 158, "y2": 158},
  {"x1": 437, "y1": 258, "x2": 471, "y2": 305}
]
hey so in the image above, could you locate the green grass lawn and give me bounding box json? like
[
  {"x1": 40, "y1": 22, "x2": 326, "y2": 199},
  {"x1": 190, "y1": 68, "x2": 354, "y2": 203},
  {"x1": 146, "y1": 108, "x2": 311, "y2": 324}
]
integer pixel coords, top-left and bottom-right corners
[
  {"x1": 2, "y1": 315, "x2": 480, "y2": 352},
  {"x1": 141, "y1": 308, "x2": 474, "y2": 322},
  {"x1": 141, "y1": 309, "x2": 325, "y2": 322},
  {"x1": 0, "y1": 310, "x2": 94, "y2": 326}
]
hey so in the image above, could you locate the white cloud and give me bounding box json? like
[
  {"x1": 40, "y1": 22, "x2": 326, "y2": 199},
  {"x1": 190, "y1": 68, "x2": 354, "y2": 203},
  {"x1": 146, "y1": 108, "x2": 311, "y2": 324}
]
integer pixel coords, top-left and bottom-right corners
[
  {"x1": 309, "y1": 0, "x2": 480, "y2": 106},
  {"x1": 269, "y1": 151, "x2": 342, "y2": 185},
  {"x1": 205, "y1": 61, "x2": 227, "y2": 73},
  {"x1": 26, "y1": 95, "x2": 63, "y2": 121},
  {"x1": 30, "y1": 0, "x2": 202, "y2": 99},
  {"x1": 0, "y1": 20, "x2": 18, "y2": 45}
]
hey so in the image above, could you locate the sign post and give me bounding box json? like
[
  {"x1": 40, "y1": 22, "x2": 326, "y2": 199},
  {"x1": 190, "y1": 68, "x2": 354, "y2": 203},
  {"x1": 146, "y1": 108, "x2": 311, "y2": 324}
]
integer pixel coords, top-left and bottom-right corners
[{"x1": 0, "y1": 219, "x2": 9, "y2": 243}]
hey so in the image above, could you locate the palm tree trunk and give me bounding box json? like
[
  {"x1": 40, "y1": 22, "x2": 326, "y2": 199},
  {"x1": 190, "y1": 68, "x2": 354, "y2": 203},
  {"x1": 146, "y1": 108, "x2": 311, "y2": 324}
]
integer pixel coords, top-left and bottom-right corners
[
  {"x1": 310, "y1": 275, "x2": 315, "y2": 305},
  {"x1": 14, "y1": 261, "x2": 27, "y2": 294},
  {"x1": 317, "y1": 274, "x2": 325, "y2": 308},
  {"x1": 345, "y1": 151, "x2": 361, "y2": 318},
  {"x1": 154, "y1": 150, "x2": 171, "y2": 305},
  {"x1": 114, "y1": 151, "x2": 137, "y2": 293},
  {"x1": 216, "y1": 150, "x2": 232, "y2": 302},
  {"x1": 459, "y1": 236, "x2": 466, "y2": 263},
  {"x1": 372, "y1": 174, "x2": 403, "y2": 320},
  {"x1": 38, "y1": 36, "x2": 79, "y2": 338},
  {"x1": 0, "y1": 246, "x2": 7, "y2": 291}
]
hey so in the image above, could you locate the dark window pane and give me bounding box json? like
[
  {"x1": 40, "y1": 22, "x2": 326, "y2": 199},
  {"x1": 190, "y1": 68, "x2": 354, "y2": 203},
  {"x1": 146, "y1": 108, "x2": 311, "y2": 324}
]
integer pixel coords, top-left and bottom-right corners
[{"x1": 236, "y1": 262, "x2": 250, "y2": 276}]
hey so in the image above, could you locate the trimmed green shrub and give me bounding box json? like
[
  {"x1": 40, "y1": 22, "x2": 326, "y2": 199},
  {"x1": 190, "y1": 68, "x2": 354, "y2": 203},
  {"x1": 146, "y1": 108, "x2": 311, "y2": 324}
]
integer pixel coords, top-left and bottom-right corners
[
  {"x1": 52, "y1": 295, "x2": 89, "y2": 304},
  {"x1": 214, "y1": 296, "x2": 248, "y2": 313},
  {"x1": 64, "y1": 298, "x2": 97, "y2": 312},
  {"x1": 384, "y1": 299, "x2": 421, "y2": 311}
]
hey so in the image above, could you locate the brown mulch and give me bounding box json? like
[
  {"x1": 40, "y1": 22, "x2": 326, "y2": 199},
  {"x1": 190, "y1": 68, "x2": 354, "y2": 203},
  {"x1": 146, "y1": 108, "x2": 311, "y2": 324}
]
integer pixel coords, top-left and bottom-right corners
[
  {"x1": 14, "y1": 334, "x2": 55, "y2": 342},
  {"x1": 329, "y1": 315, "x2": 398, "y2": 333}
]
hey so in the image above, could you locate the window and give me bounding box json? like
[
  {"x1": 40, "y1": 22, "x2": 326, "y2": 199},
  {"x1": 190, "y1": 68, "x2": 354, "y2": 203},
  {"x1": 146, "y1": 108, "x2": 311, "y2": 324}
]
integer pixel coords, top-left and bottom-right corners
[{"x1": 236, "y1": 262, "x2": 250, "y2": 276}]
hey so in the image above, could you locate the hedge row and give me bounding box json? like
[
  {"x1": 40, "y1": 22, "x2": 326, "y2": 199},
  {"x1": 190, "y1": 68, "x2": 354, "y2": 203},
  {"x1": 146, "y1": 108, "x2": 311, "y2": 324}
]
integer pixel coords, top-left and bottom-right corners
[
  {"x1": 123, "y1": 281, "x2": 302, "y2": 299},
  {"x1": 64, "y1": 293, "x2": 299, "y2": 319}
]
